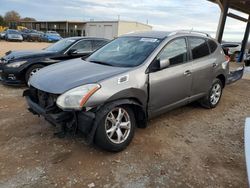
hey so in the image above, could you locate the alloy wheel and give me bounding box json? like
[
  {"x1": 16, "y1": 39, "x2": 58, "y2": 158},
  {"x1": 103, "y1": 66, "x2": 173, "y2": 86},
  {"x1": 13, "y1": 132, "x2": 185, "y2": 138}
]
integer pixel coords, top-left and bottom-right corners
[
  {"x1": 105, "y1": 107, "x2": 131, "y2": 144},
  {"x1": 210, "y1": 83, "x2": 222, "y2": 106}
]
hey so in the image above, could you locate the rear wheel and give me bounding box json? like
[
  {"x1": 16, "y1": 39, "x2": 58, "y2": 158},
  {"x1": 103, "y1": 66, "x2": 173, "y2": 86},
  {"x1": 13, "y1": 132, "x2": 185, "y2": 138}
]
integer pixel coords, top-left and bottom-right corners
[
  {"x1": 200, "y1": 78, "x2": 223, "y2": 109},
  {"x1": 25, "y1": 64, "x2": 44, "y2": 85},
  {"x1": 94, "y1": 106, "x2": 135, "y2": 152}
]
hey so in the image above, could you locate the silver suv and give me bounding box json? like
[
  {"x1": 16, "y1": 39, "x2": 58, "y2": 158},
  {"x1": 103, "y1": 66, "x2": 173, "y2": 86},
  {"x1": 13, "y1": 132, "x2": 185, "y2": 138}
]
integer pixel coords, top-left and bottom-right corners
[{"x1": 24, "y1": 31, "x2": 229, "y2": 151}]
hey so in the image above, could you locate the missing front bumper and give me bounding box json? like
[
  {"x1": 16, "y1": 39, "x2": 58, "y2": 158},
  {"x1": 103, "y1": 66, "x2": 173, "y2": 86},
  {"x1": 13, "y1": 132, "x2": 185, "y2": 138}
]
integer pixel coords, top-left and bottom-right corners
[{"x1": 24, "y1": 90, "x2": 96, "y2": 136}]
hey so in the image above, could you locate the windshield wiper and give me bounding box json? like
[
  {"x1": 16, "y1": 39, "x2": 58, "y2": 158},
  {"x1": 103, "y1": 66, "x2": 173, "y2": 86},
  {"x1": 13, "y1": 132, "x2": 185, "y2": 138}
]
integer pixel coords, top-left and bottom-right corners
[{"x1": 88, "y1": 60, "x2": 114, "y2": 66}]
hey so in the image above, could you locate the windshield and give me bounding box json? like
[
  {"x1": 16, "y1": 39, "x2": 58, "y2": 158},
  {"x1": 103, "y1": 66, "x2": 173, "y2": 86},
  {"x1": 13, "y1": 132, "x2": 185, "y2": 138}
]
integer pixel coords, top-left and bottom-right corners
[
  {"x1": 45, "y1": 38, "x2": 76, "y2": 52},
  {"x1": 8, "y1": 30, "x2": 19, "y2": 34},
  {"x1": 86, "y1": 37, "x2": 161, "y2": 67}
]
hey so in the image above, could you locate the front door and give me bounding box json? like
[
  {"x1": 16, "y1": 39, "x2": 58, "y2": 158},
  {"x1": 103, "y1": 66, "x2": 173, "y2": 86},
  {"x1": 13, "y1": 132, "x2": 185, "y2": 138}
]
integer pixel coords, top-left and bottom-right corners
[{"x1": 148, "y1": 37, "x2": 193, "y2": 117}]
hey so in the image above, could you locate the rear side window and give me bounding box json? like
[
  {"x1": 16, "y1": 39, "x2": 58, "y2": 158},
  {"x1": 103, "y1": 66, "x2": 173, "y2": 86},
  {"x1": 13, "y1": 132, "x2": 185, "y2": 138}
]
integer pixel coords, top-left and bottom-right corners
[
  {"x1": 208, "y1": 39, "x2": 218, "y2": 53},
  {"x1": 189, "y1": 37, "x2": 210, "y2": 60}
]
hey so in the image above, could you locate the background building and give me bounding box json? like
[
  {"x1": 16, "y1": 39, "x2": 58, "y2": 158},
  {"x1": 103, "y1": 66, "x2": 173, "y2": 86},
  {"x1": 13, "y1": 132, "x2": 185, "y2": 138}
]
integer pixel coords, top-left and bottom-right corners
[{"x1": 19, "y1": 20, "x2": 152, "y2": 39}]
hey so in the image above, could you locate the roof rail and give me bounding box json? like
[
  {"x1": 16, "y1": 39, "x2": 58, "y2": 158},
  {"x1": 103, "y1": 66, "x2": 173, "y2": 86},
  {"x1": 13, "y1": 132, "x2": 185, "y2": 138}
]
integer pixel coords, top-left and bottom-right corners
[{"x1": 168, "y1": 30, "x2": 211, "y2": 37}]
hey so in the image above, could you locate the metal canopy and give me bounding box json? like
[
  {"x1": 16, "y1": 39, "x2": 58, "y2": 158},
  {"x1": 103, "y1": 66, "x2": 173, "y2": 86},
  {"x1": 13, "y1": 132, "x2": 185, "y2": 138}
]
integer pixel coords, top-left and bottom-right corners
[
  {"x1": 208, "y1": 0, "x2": 250, "y2": 62},
  {"x1": 208, "y1": 0, "x2": 250, "y2": 15}
]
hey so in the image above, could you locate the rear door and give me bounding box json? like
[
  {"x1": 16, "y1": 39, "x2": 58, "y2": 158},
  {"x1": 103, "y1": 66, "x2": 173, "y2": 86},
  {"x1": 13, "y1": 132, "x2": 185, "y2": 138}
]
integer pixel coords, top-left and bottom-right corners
[
  {"x1": 148, "y1": 37, "x2": 193, "y2": 116},
  {"x1": 188, "y1": 37, "x2": 215, "y2": 97}
]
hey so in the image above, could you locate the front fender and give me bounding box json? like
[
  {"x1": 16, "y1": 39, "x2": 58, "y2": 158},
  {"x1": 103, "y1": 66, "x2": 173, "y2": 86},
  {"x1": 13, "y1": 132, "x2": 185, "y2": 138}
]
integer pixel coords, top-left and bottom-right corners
[{"x1": 106, "y1": 88, "x2": 147, "y2": 108}]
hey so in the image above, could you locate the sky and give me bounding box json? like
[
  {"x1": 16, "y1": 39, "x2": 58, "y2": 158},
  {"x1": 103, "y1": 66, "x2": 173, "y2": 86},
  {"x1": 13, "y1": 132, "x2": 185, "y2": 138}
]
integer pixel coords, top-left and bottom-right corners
[{"x1": 0, "y1": 0, "x2": 249, "y2": 42}]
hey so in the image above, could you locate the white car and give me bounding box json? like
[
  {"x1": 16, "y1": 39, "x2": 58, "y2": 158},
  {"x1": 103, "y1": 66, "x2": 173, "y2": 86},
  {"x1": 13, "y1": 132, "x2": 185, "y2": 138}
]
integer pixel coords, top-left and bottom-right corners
[
  {"x1": 222, "y1": 42, "x2": 241, "y2": 56},
  {"x1": 0, "y1": 31, "x2": 6, "y2": 39},
  {"x1": 245, "y1": 118, "x2": 250, "y2": 186},
  {"x1": 5, "y1": 29, "x2": 23, "y2": 42}
]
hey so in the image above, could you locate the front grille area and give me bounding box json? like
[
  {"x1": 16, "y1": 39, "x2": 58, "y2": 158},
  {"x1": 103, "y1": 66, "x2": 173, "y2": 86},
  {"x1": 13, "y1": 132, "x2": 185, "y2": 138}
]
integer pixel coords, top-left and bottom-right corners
[{"x1": 29, "y1": 87, "x2": 61, "y2": 113}]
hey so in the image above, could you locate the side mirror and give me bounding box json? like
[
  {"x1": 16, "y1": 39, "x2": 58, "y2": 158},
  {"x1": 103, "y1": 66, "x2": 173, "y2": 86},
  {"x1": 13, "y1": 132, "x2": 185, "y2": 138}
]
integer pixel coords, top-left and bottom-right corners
[
  {"x1": 160, "y1": 59, "x2": 170, "y2": 69},
  {"x1": 67, "y1": 49, "x2": 78, "y2": 55}
]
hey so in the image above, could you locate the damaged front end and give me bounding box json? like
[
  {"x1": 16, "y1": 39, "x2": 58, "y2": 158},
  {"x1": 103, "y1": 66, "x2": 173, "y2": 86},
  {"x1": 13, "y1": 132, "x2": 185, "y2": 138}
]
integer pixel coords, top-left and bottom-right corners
[{"x1": 23, "y1": 87, "x2": 96, "y2": 141}]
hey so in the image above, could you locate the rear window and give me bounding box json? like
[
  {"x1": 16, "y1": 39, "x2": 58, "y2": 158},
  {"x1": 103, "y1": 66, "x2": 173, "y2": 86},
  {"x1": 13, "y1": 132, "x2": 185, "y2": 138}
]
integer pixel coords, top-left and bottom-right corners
[
  {"x1": 189, "y1": 37, "x2": 210, "y2": 60},
  {"x1": 208, "y1": 39, "x2": 218, "y2": 53}
]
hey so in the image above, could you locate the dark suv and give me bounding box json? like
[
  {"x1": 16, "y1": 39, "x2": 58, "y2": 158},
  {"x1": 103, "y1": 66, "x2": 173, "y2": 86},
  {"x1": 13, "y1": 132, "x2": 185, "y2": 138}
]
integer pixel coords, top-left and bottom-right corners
[{"x1": 0, "y1": 37, "x2": 109, "y2": 85}]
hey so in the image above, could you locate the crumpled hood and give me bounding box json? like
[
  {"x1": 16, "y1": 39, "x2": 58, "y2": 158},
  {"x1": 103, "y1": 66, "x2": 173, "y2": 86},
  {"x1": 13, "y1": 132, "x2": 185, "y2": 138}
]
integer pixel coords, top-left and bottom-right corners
[
  {"x1": 2, "y1": 50, "x2": 54, "y2": 62},
  {"x1": 30, "y1": 58, "x2": 131, "y2": 94}
]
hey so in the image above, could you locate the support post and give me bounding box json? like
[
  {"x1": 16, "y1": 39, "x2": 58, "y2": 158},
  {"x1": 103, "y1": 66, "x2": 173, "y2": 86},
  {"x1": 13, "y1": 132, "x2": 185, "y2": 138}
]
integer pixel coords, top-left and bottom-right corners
[
  {"x1": 66, "y1": 22, "x2": 69, "y2": 37},
  {"x1": 239, "y1": 15, "x2": 250, "y2": 62},
  {"x1": 216, "y1": 0, "x2": 229, "y2": 43}
]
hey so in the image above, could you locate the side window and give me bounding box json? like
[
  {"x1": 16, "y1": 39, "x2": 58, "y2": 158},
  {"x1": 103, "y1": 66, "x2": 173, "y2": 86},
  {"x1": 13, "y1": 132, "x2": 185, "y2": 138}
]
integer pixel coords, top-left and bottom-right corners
[
  {"x1": 189, "y1": 37, "x2": 210, "y2": 60},
  {"x1": 71, "y1": 40, "x2": 92, "y2": 52},
  {"x1": 208, "y1": 39, "x2": 218, "y2": 53},
  {"x1": 93, "y1": 40, "x2": 108, "y2": 50},
  {"x1": 157, "y1": 38, "x2": 188, "y2": 66}
]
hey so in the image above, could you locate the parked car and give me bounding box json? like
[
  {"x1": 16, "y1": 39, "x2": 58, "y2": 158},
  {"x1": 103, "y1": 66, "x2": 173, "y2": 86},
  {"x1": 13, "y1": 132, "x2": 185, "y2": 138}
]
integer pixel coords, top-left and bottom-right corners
[
  {"x1": 42, "y1": 32, "x2": 62, "y2": 42},
  {"x1": 46, "y1": 31, "x2": 60, "y2": 36},
  {"x1": 20, "y1": 29, "x2": 31, "y2": 40},
  {"x1": 21, "y1": 29, "x2": 44, "y2": 42},
  {"x1": 0, "y1": 37, "x2": 109, "y2": 85},
  {"x1": 26, "y1": 30, "x2": 43, "y2": 42},
  {"x1": 24, "y1": 31, "x2": 229, "y2": 152},
  {"x1": 245, "y1": 118, "x2": 250, "y2": 186},
  {"x1": 5, "y1": 29, "x2": 23, "y2": 42},
  {"x1": 0, "y1": 31, "x2": 6, "y2": 39},
  {"x1": 221, "y1": 42, "x2": 241, "y2": 56}
]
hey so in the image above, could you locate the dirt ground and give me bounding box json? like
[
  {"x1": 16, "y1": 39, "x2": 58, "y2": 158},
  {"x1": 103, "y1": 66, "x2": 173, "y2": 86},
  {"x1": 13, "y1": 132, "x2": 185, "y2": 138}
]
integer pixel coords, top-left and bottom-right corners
[{"x1": 0, "y1": 41, "x2": 250, "y2": 188}]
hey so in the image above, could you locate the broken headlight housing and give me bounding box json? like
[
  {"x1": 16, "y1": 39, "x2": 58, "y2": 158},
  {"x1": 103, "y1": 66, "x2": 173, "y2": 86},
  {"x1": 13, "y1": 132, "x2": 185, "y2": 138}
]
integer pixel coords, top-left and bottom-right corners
[{"x1": 56, "y1": 84, "x2": 101, "y2": 110}]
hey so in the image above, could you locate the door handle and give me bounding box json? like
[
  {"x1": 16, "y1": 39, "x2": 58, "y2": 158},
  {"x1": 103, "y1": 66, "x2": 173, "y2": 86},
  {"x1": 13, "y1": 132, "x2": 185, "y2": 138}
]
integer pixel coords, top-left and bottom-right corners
[{"x1": 184, "y1": 70, "x2": 192, "y2": 76}]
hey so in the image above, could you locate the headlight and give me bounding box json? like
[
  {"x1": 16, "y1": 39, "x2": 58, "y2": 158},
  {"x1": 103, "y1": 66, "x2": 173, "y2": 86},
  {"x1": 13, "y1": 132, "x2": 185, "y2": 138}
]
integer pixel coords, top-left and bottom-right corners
[
  {"x1": 6, "y1": 61, "x2": 27, "y2": 68},
  {"x1": 56, "y1": 84, "x2": 101, "y2": 110}
]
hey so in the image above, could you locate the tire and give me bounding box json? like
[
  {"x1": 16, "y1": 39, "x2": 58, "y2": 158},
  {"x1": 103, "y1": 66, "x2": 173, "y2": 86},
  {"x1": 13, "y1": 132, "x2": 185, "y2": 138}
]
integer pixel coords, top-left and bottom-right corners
[
  {"x1": 200, "y1": 78, "x2": 223, "y2": 109},
  {"x1": 94, "y1": 105, "x2": 136, "y2": 152},
  {"x1": 25, "y1": 64, "x2": 44, "y2": 84}
]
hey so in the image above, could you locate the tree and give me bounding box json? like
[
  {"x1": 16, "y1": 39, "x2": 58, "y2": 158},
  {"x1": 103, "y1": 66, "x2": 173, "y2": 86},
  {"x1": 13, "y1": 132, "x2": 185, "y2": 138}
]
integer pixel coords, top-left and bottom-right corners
[
  {"x1": 0, "y1": 15, "x2": 6, "y2": 26},
  {"x1": 20, "y1": 17, "x2": 36, "y2": 22},
  {"x1": 4, "y1": 10, "x2": 21, "y2": 23}
]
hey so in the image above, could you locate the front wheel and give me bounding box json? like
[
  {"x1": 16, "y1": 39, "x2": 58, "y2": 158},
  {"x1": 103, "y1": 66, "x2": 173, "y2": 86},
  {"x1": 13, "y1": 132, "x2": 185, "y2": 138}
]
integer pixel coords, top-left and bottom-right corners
[
  {"x1": 200, "y1": 78, "x2": 223, "y2": 109},
  {"x1": 25, "y1": 64, "x2": 44, "y2": 85},
  {"x1": 94, "y1": 106, "x2": 135, "y2": 152}
]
